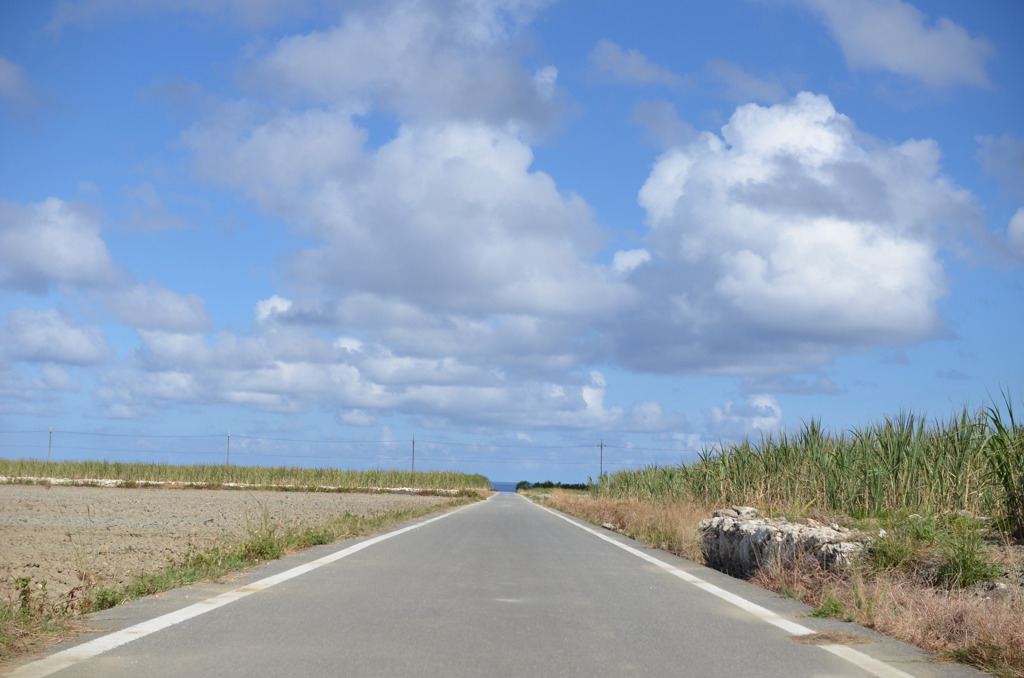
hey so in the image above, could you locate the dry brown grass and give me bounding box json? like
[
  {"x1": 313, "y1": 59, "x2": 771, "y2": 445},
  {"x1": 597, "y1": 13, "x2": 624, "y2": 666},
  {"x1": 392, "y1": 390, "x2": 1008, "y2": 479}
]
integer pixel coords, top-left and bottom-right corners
[
  {"x1": 542, "y1": 492, "x2": 1024, "y2": 678},
  {"x1": 750, "y1": 551, "x2": 1023, "y2": 669},
  {"x1": 793, "y1": 631, "x2": 871, "y2": 645},
  {"x1": 885, "y1": 584, "x2": 1024, "y2": 676},
  {"x1": 543, "y1": 492, "x2": 711, "y2": 562}
]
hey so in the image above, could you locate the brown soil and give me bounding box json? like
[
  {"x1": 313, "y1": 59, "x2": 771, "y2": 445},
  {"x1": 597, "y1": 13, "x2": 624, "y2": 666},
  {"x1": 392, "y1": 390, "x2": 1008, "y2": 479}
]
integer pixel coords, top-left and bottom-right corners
[
  {"x1": 792, "y1": 631, "x2": 871, "y2": 646},
  {"x1": 0, "y1": 484, "x2": 452, "y2": 603}
]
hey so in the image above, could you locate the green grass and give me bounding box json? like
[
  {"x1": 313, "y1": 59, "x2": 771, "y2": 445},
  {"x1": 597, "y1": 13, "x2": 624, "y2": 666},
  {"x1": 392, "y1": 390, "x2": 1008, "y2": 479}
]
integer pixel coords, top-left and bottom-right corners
[
  {"x1": 77, "y1": 497, "x2": 479, "y2": 613},
  {"x1": 809, "y1": 592, "x2": 849, "y2": 619},
  {"x1": 863, "y1": 512, "x2": 1001, "y2": 589},
  {"x1": 593, "y1": 396, "x2": 1023, "y2": 536},
  {"x1": 0, "y1": 460, "x2": 489, "y2": 493}
]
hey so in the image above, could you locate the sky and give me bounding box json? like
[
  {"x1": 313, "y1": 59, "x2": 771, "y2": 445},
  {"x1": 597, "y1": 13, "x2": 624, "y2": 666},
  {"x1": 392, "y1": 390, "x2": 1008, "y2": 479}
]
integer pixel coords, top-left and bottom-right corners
[{"x1": 1, "y1": 0, "x2": 1022, "y2": 484}]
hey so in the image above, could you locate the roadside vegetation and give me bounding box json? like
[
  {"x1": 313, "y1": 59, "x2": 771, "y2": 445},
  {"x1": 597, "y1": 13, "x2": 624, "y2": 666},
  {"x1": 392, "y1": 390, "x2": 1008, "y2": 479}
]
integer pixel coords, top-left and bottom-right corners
[
  {"x1": 515, "y1": 480, "x2": 589, "y2": 491},
  {"x1": 541, "y1": 397, "x2": 1024, "y2": 677},
  {"x1": 0, "y1": 466, "x2": 486, "y2": 665},
  {"x1": 0, "y1": 460, "x2": 489, "y2": 493}
]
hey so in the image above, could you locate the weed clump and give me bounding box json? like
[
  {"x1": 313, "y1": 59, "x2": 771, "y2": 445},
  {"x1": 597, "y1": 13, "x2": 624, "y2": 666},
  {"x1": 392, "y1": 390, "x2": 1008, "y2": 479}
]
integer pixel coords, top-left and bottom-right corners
[{"x1": 1, "y1": 577, "x2": 78, "y2": 663}]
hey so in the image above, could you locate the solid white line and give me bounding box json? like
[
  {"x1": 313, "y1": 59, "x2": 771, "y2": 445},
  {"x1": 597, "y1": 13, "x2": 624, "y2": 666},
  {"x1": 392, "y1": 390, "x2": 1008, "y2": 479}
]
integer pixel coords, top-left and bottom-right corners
[
  {"x1": 7, "y1": 501, "x2": 481, "y2": 678},
  {"x1": 536, "y1": 501, "x2": 914, "y2": 678}
]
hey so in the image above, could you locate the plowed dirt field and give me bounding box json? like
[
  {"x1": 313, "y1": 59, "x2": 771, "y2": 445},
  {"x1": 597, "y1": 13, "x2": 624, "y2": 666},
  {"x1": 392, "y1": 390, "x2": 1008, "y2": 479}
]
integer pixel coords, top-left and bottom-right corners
[{"x1": 0, "y1": 484, "x2": 451, "y2": 604}]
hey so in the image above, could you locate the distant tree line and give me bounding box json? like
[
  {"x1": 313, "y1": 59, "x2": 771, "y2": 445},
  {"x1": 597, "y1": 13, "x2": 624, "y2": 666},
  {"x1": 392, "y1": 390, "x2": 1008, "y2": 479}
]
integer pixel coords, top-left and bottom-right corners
[{"x1": 515, "y1": 480, "x2": 589, "y2": 491}]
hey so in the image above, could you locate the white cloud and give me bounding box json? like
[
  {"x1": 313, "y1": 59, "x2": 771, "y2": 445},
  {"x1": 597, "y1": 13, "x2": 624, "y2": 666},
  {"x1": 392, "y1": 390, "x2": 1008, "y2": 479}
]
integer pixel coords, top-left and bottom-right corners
[
  {"x1": 611, "y1": 249, "x2": 651, "y2": 275},
  {"x1": 0, "y1": 365, "x2": 79, "y2": 417},
  {"x1": 800, "y1": 0, "x2": 993, "y2": 88},
  {"x1": 339, "y1": 409, "x2": 377, "y2": 426},
  {"x1": 625, "y1": 400, "x2": 673, "y2": 432},
  {"x1": 190, "y1": 114, "x2": 633, "y2": 320},
  {"x1": 532, "y1": 66, "x2": 559, "y2": 99},
  {"x1": 134, "y1": 330, "x2": 279, "y2": 372},
  {"x1": 1008, "y1": 208, "x2": 1024, "y2": 257},
  {"x1": 173, "y1": 1, "x2": 645, "y2": 430},
  {"x1": 361, "y1": 353, "x2": 486, "y2": 386},
  {"x1": 0, "y1": 198, "x2": 119, "y2": 293},
  {"x1": 623, "y1": 92, "x2": 976, "y2": 374},
  {"x1": 148, "y1": 4, "x2": 986, "y2": 435},
  {"x1": 252, "y1": 0, "x2": 560, "y2": 131},
  {"x1": 103, "y1": 403, "x2": 141, "y2": 419},
  {"x1": 1, "y1": 309, "x2": 113, "y2": 365},
  {"x1": 121, "y1": 370, "x2": 199, "y2": 402},
  {"x1": 704, "y1": 395, "x2": 782, "y2": 439},
  {"x1": 105, "y1": 282, "x2": 213, "y2": 333},
  {"x1": 255, "y1": 295, "x2": 293, "y2": 322},
  {"x1": 184, "y1": 105, "x2": 369, "y2": 217},
  {"x1": 333, "y1": 336, "x2": 363, "y2": 354},
  {"x1": 328, "y1": 297, "x2": 590, "y2": 374},
  {"x1": 589, "y1": 39, "x2": 680, "y2": 87},
  {"x1": 91, "y1": 322, "x2": 688, "y2": 431},
  {"x1": 294, "y1": 123, "x2": 630, "y2": 316},
  {"x1": 38, "y1": 364, "x2": 80, "y2": 392}
]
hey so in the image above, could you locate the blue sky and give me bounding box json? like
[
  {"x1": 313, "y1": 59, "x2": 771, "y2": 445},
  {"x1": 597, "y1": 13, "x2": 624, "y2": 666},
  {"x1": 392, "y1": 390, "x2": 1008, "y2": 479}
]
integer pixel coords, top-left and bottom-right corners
[{"x1": 1, "y1": 0, "x2": 1021, "y2": 483}]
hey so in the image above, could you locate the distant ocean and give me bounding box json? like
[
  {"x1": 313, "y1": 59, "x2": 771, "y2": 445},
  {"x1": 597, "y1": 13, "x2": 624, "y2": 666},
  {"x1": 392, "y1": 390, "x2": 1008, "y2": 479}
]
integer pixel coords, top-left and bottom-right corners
[{"x1": 490, "y1": 481, "x2": 519, "y2": 493}]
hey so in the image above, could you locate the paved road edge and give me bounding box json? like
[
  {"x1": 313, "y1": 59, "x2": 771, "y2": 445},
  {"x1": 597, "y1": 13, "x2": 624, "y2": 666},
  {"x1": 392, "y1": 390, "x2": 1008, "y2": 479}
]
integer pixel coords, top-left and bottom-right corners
[{"x1": 5, "y1": 498, "x2": 490, "y2": 678}]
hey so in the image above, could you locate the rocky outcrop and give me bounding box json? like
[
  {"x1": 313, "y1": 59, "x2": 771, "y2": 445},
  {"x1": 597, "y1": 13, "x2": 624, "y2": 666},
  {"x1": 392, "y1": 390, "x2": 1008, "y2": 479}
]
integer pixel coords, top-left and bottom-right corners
[{"x1": 698, "y1": 506, "x2": 869, "y2": 578}]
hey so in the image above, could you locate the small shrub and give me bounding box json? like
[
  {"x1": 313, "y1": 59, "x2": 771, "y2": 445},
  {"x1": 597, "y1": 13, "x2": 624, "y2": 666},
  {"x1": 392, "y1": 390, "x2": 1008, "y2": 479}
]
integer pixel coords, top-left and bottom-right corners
[
  {"x1": 810, "y1": 592, "x2": 848, "y2": 619},
  {"x1": 298, "y1": 527, "x2": 332, "y2": 547},
  {"x1": 16, "y1": 576, "x2": 34, "y2": 611},
  {"x1": 868, "y1": 534, "x2": 917, "y2": 572},
  {"x1": 91, "y1": 588, "x2": 123, "y2": 611},
  {"x1": 931, "y1": 513, "x2": 1001, "y2": 589},
  {"x1": 240, "y1": 507, "x2": 284, "y2": 562},
  {"x1": 935, "y1": 540, "x2": 1000, "y2": 589}
]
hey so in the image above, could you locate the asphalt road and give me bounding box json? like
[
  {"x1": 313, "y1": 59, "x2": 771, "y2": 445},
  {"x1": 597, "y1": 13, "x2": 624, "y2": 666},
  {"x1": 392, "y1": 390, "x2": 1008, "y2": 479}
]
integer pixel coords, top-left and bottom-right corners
[{"x1": 8, "y1": 493, "x2": 982, "y2": 678}]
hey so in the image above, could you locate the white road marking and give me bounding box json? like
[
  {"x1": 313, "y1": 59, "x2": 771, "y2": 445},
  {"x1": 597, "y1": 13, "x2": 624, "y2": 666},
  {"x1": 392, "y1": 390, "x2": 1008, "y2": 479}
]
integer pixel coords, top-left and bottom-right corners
[
  {"x1": 7, "y1": 501, "x2": 481, "y2": 678},
  {"x1": 537, "y1": 501, "x2": 915, "y2": 678}
]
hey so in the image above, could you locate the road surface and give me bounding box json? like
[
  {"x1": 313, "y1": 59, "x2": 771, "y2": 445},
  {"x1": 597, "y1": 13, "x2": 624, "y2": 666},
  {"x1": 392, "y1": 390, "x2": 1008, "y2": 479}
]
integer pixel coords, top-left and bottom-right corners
[{"x1": 7, "y1": 493, "x2": 981, "y2": 677}]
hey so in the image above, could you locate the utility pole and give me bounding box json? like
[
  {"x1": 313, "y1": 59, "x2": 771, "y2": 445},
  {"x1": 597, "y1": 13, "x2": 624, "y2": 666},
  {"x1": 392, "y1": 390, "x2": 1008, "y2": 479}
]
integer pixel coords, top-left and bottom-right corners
[
  {"x1": 599, "y1": 439, "x2": 604, "y2": 478},
  {"x1": 47, "y1": 427, "x2": 52, "y2": 463},
  {"x1": 411, "y1": 436, "x2": 416, "y2": 472},
  {"x1": 226, "y1": 432, "x2": 231, "y2": 466}
]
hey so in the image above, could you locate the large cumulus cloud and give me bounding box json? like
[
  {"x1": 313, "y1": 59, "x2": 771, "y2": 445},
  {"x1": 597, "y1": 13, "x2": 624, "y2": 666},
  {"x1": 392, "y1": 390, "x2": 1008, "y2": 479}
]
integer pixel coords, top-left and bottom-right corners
[{"x1": 618, "y1": 92, "x2": 977, "y2": 375}]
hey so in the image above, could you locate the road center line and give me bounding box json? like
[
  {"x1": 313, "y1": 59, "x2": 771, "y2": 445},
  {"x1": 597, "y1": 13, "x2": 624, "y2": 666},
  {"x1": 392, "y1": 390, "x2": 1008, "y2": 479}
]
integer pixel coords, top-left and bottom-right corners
[
  {"x1": 537, "y1": 501, "x2": 914, "y2": 678},
  {"x1": 8, "y1": 500, "x2": 483, "y2": 678}
]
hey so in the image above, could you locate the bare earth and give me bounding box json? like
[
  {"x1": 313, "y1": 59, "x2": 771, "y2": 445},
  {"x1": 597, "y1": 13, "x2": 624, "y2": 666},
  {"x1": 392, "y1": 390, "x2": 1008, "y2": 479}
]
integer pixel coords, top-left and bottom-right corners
[{"x1": 0, "y1": 484, "x2": 452, "y2": 603}]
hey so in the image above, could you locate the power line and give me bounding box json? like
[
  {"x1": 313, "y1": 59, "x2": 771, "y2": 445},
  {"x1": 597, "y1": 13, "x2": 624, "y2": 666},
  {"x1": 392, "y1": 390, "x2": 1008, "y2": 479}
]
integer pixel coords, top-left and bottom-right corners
[
  {"x1": 1, "y1": 428, "x2": 698, "y2": 471},
  {"x1": 232, "y1": 435, "x2": 387, "y2": 444},
  {"x1": 415, "y1": 439, "x2": 597, "y2": 449},
  {"x1": 51, "y1": 430, "x2": 223, "y2": 439}
]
